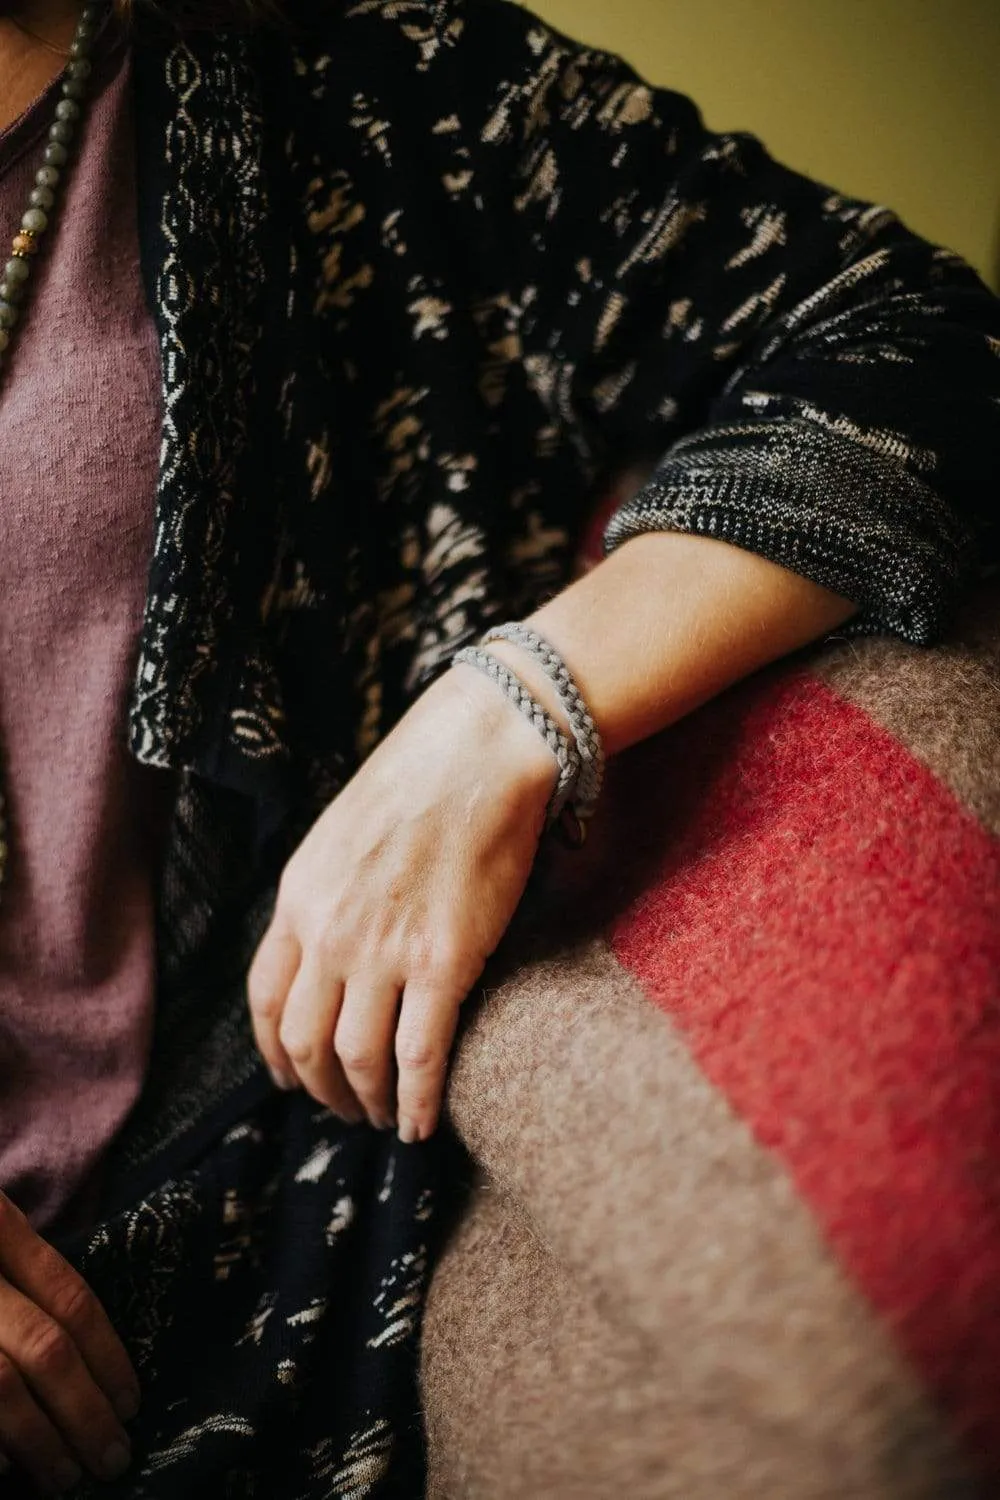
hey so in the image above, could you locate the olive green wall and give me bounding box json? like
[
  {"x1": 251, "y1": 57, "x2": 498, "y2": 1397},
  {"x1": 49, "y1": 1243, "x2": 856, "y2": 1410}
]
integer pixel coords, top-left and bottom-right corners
[{"x1": 527, "y1": 0, "x2": 1000, "y2": 290}]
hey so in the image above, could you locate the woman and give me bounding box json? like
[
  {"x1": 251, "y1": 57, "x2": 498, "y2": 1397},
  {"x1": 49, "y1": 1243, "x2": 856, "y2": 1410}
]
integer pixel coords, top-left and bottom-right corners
[{"x1": 0, "y1": 0, "x2": 996, "y2": 1492}]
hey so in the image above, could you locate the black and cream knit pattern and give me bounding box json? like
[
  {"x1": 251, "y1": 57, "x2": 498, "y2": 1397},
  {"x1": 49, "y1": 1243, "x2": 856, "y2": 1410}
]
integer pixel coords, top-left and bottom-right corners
[{"x1": 107, "y1": 0, "x2": 1000, "y2": 1236}]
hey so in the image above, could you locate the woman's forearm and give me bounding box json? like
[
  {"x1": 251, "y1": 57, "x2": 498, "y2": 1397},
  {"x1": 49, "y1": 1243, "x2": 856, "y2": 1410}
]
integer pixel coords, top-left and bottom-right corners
[
  {"x1": 254, "y1": 528, "x2": 858, "y2": 1142},
  {"x1": 482, "y1": 530, "x2": 858, "y2": 759}
]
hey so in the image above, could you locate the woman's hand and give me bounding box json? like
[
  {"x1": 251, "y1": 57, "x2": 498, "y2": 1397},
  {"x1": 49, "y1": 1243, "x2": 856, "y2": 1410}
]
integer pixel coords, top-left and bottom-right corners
[
  {"x1": 0, "y1": 1193, "x2": 139, "y2": 1494},
  {"x1": 246, "y1": 663, "x2": 558, "y2": 1143},
  {"x1": 246, "y1": 529, "x2": 856, "y2": 1145}
]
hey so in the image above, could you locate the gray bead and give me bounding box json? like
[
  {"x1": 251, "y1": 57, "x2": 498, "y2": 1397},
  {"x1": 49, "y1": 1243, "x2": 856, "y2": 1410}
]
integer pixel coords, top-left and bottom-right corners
[
  {"x1": 0, "y1": 282, "x2": 24, "y2": 306},
  {"x1": 43, "y1": 142, "x2": 68, "y2": 167},
  {"x1": 21, "y1": 208, "x2": 49, "y2": 235},
  {"x1": 0, "y1": 303, "x2": 19, "y2": 330},
  {"x1": 49, "y1": 119, "x2": 75, "y2": 145},
  {"x1": 67, "y1": 59, "x2": 92, "y2": 80},
  {"x1": 55, "y1": 98, "x2": 81, "y2": 122},
  {"x1": 0, "y1": 329, "x2": 8, "y2": 353},
  {"x1": 35, "y1": 165, "x2": 60, "y2": 189},
  {"x1": 62, "y1": 77, "x2": 87, "y2": 100},
  {"x1": 29, "y1": 186, "x2": 56, "y2": 211},
  {"x1": 4, "y1": 258, "x2": 30, "y2": 285}
]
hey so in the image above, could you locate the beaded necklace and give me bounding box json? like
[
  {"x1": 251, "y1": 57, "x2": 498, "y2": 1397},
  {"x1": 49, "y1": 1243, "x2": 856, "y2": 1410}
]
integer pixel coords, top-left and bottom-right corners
[{"x1": 0, "y1": 1, "x2": 106, "y2": 907}]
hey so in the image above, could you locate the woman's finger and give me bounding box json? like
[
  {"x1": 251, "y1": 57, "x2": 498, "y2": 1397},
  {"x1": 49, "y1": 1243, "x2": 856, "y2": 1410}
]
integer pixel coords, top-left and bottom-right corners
[
  {"x1": 394, "y1": 982, "x2": 463, "y2": 1144},
  {"x1": 0, "y1": 1195, "x2": 139, "y2": 1421},
  {"x1": 0, "y1": 1345, "x2": 82, "y2": 1495},
  {"x1": 0, "y1": 1277, "x2": 132, "y2": 1490},
  {"x1": 334, "y1": 976, "x2": 402, "y2": 1131},
  {"x1": 246, "y1": 918, "x2": 302, "y2": 1090},
  {"x1": 278, "y1": 951, "x2": 364, "y2": 1122}
]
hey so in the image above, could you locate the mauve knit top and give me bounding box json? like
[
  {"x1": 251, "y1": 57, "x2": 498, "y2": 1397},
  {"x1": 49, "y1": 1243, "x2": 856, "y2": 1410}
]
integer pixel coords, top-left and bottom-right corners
[{"x1": 0, "y1": 24, "x2": 177, "y2": 1236}]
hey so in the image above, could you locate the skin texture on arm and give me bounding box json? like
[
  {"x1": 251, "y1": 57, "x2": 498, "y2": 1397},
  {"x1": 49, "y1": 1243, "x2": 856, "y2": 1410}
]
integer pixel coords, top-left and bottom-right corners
[
  {"x1": 247, "y1": 529, "x2": 856, "y2": 1145},
  {"x1": 489, "y1": 529, "x2": 857, "y2": 755}
]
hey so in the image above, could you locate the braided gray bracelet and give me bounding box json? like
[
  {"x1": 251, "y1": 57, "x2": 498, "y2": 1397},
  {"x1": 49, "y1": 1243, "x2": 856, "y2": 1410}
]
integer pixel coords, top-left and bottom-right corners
[
  {"x1": 481, "y1": 622, "x2": 606, "y2": 818},
  {"x1": 451, "y1": 645, "x2": 581, "y2": 825},
  {"x1": 453, "y1": 623, "x2": 605, "y2": 845}
]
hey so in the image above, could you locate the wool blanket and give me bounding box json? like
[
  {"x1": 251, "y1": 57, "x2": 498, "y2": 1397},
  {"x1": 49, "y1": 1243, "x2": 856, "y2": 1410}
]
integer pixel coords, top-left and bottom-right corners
[{"x1": 422, "y1": 582, "x2": 1000, "y2": 1498}]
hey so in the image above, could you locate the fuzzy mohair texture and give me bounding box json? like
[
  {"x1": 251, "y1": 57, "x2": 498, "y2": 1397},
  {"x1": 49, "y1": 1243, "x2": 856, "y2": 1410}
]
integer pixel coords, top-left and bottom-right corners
[{"x1": 422, "y1": 580, "x2": 1000, "y2": 1499}]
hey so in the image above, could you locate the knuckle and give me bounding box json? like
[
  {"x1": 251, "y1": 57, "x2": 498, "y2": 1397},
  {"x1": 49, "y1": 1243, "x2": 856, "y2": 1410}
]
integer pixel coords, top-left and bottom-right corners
[
  {"x1": 45, "y1": 1274, "x2": 95, "y2": 1337},
  {"x1": 312, "y1": 923, "x2": 345, "y2": 966},
  {"x1": 335, "y1": 1036, "x2": 382, "y2": 1074},
  {"x1": 407, "y1": 931, "x2": 453, "y2": 977},
  {"x1": 283, "y1": 1039, "x2": 315, "y2": 1069},
  {"x1": 395, "y1": 1035, "x2": 442, "y2": 1073},
  {"x1": 409, "y1": 935, "x2": 476, "y2": 988},
  {"x1": 20, "y1": 1318, "x2": 75, "y2": 1379},
  {"x1": 247, "y1": 980, "x2": 283, "y2": 1024},
  {"x1": 278, "y1": 1025, "x2": 314, "y2": 1068}
]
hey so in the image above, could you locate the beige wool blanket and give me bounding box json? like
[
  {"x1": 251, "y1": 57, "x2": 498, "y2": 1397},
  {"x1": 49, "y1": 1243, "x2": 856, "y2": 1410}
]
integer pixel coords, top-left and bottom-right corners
[{"x1": 423, "y1": 585, "x2": 1000, "y2": 1499}]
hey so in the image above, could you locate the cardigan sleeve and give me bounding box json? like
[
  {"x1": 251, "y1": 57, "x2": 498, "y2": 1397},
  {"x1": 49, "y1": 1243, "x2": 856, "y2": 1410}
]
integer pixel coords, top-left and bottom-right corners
[{"x1": 455, "y1": 0, "x2": 1000, "y2": 643}]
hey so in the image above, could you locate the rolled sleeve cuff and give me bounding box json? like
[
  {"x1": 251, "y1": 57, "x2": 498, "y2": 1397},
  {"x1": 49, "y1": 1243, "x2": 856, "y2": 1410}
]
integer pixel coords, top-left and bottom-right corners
[{"x1": 602, "y1": 416, "x2": 974, "y2": 645}]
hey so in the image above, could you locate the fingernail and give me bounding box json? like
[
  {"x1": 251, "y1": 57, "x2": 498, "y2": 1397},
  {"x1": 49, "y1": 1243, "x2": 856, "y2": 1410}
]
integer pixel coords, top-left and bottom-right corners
[
  {"x1": 332, "y1": 1104, "x2": 364, "y2": 1126},
  {"x1": 269, "y1": 1066, "x2": 297, "y2": 1092},
  {"x1": 113, "y1": 1387, "x2": 140, "y2": 1422},
  {"x1": 397, "y1": 1117, "x2": 419, "y2": 1145},
  {"x1": 99, "y1": 1440, "x2": 131, "y2": 1481},
  {"x1": 52, "y1": 1458, "x2": 82, "y2": 1491}
]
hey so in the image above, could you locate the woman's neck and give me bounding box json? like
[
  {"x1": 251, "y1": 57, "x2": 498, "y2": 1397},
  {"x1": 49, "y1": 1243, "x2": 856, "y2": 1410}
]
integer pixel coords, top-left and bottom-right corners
[{"x1": 0, "y1": 2, "x2": 84, "y2": 134}]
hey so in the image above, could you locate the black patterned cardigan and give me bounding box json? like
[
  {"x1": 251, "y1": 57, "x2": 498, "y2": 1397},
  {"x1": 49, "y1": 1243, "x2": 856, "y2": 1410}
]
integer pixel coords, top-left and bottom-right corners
[{"x1": 103, "y1": 0, "x2": 1000, "y2": 1207}]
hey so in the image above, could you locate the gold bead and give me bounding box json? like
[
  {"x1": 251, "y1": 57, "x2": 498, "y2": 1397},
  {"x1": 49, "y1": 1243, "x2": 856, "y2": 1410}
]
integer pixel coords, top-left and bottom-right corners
[{"x1": 11, "y1": 232, "x2": 38, "y2": 257}]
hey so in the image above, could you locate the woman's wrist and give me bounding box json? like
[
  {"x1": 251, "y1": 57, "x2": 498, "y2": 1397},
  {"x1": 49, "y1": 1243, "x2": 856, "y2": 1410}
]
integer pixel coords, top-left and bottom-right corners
[{"x1": 442, "y1": 658, "x2": 562, "y2": 816}]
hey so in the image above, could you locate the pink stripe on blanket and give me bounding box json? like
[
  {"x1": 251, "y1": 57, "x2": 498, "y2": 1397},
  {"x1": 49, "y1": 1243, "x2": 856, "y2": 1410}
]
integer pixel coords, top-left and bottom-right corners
[{"x1": 609, "y1": 672, "x2": 1000, "y2": 1469}]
